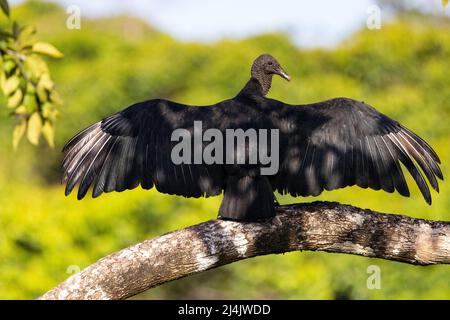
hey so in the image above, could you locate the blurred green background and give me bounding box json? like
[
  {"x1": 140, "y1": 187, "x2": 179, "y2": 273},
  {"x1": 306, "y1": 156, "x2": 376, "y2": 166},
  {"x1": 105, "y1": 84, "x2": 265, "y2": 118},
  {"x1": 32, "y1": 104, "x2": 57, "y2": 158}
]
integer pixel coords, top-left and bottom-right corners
[{"x1": 0, "y1": 1, "x2": 449, "y2": 299}]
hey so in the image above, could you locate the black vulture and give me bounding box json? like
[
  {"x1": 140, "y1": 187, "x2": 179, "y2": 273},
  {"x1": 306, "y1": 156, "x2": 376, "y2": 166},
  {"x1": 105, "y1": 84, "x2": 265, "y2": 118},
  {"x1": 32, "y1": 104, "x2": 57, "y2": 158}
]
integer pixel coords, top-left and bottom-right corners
[{"x1": 63, "y1": 54, "x2": 443, "y2": 221}]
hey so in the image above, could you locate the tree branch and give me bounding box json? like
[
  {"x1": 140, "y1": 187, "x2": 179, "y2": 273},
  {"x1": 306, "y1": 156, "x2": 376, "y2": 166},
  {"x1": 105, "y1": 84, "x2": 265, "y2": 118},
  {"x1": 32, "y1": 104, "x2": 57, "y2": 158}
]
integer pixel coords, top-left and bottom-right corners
[{"x1": 39, "y1": 201, "x2": 450, "y2": 300}]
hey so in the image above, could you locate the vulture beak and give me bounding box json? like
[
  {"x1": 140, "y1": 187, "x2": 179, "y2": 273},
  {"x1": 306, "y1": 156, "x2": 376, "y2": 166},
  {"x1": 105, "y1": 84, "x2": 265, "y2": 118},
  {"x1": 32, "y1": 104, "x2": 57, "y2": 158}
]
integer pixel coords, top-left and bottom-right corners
[{"x1": 276, "y1": 67, "x2": 291, "y2": 81}]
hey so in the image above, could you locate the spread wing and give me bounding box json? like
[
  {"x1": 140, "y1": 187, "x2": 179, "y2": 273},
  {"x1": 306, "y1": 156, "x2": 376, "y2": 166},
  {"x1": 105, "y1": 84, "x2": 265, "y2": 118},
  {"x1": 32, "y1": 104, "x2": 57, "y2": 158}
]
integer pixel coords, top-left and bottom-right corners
[
  {"x1": 268, "y1": 97, "x2": 443, "y2": 204},
  {"x1": 62, "y1": 99, "x2": 226, "y2": 199}
]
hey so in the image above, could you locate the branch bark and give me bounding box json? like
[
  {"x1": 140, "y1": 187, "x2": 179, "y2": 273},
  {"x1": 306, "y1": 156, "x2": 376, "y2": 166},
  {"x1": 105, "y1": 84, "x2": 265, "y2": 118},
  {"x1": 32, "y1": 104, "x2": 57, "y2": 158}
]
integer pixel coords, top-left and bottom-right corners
[{"x1": 39, "y1": 201, "x2": 450, "y2": 300}]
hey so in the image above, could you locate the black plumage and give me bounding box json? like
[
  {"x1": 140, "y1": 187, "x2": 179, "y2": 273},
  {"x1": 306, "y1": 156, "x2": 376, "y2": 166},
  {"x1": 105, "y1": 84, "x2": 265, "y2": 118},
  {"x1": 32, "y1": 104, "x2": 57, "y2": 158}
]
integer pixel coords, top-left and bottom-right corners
[{"x1": 63, "y1": 54, "x2": 443, "y2": 221}]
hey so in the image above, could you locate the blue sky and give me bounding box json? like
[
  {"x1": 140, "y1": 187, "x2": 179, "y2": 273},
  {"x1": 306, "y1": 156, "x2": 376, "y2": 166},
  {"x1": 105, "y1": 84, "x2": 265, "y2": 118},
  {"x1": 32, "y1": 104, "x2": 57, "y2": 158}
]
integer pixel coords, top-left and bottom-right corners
[{"x1": 12, "y1": 0, "x2": 449, "y2": 47}]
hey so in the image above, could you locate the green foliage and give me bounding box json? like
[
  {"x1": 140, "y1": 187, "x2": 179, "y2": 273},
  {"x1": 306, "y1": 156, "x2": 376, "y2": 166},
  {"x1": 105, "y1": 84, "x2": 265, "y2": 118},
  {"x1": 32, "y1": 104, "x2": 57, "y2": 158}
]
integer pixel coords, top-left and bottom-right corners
[
  {"x1": 0, "y1": 0, "x2": 9, "y2": 17},
  {"x1": 0, "y1": 0, "x2": 62, "y2": 149},
  {"x1": 0, "y1": 2, "x2": 449, "y2": 299}
]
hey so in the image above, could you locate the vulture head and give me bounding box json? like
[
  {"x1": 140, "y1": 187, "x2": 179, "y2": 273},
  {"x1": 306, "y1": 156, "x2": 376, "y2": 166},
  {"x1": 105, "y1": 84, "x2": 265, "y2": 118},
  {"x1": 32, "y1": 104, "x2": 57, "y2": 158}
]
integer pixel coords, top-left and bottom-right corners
[{"x1": 251, "y1": 54, "x2": 290, "y2": 95}]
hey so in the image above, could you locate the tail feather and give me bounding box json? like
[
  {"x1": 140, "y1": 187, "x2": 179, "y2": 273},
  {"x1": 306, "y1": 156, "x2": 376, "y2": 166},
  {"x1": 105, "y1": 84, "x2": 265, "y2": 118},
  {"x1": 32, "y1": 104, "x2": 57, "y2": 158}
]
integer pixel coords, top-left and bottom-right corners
[{"x1": 219, "y1": 175, "x2": 276, "y2": 221}]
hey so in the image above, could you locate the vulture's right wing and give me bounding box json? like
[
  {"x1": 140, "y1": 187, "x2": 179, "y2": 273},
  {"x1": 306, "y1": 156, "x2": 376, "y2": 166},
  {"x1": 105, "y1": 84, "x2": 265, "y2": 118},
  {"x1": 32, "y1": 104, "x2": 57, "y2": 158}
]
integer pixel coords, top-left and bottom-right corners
[{"x1": 63, "y1": 100, "x2": 226, "y2": 199}]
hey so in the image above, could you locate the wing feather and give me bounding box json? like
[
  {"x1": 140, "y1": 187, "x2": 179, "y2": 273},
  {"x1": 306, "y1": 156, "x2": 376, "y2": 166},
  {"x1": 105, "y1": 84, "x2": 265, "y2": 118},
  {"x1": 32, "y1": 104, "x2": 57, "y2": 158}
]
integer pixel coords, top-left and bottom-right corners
[
  {"x1": 63, "y1": 100, "x2": 225, "y2": 199},
  {"x1": 269, "y1": 97, "x2": 441, "y2": 204}
]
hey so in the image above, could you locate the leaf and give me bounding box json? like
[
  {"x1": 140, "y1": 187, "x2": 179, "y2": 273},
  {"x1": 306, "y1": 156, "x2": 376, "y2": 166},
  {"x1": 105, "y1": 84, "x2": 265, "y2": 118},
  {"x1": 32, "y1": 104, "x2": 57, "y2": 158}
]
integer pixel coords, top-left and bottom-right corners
[
  {"x1": 2, "y1": 59, "x2": 16, "y2": 74},
  {"x1": 0, "y1": 71, "x2": 5, "y2": 87},
  {"x1": 41, "y1": 102, "x2": 52, "y2": 118},
  {"x1": 23, "y1": 93, "x2": 38, "y2": 112},
  {"x1": 14, "y1": 105, "x2": 27, "y2": 115},
  {"x1": 18, "y1": 25, "x2": 36, "y2": 48},
  {"x1": 38, "y1": 73, "x2": 53, "y2": 90},
  {"x1": 27, "y1": 112, "x2": 42, "y2": 145},
  {"x1": 36, "y1": 85, "x2": 47, "y2": 103},
  {"x1": 41, "y1": 121, "x2": 55, "y2": 147},
  {"x1": 49, "y1": 90, "x2": 63, "y2": 105},
  {"x1": 0, "y1": 0, "x2": 9, "y2": 17},
  {"x1": 32, "y1": 42, "x2": 64, "y2": 58},
  {"x1": 24, "y1": 55, "x2": 48, "y2": 79},
  {"x1": 2, "y1": 75, "x2": 20, "y2": 95},
  {"x1": 36, "y1": 74, "x2": 53, "y2": 102},
  {"x1": 12, "y1": 21, "x2": 20, "y2": 39},
  {"x1": 41, "y1": 102, "x2": 58, "y2": 121},
  {"x1": 13, "y1": 119, "x2": 26, "y2": 150},
  {"x1": 26, "y1": 82, "x2": 36, "y2": 94},
  {"x1": 7, "y1": 88, "x2": 22, "y2": 108}
]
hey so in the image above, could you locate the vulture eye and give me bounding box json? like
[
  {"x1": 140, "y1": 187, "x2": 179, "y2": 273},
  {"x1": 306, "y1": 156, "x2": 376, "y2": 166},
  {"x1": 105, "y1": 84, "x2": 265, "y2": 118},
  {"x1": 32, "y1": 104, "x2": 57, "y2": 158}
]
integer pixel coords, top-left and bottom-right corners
[{"x1": 268, "y1": 61, "x2": 273, "y2": 65}]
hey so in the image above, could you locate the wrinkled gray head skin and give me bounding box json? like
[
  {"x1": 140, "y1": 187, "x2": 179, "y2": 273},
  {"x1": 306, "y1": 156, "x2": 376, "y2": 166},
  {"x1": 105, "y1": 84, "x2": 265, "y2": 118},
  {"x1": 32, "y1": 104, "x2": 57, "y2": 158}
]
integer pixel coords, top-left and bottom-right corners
[{"x1": 251, "y1": 54, "x2": 290, "y2": 96}]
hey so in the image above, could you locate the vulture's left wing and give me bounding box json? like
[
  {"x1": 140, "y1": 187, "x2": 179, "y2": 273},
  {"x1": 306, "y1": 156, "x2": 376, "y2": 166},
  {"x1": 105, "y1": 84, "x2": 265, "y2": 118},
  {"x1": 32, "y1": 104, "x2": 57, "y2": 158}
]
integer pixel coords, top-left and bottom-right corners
[{"x1": 266, "y1": 97, "x2": 442, "y2": 204}]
